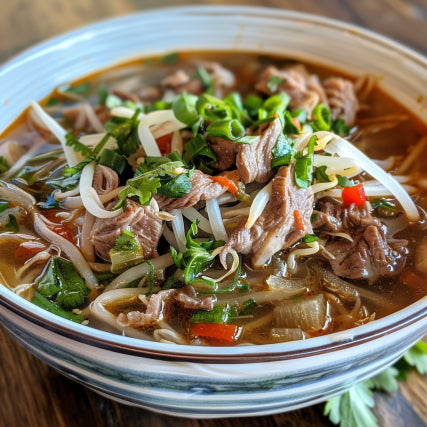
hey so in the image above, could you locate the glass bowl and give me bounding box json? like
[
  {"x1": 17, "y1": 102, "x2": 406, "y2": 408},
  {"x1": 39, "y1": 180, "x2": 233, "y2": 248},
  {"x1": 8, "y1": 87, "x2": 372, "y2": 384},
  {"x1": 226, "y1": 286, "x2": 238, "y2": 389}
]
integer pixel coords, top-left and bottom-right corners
[{"x1": 0, "y1": 5, "x2": 426, "y2": 418}]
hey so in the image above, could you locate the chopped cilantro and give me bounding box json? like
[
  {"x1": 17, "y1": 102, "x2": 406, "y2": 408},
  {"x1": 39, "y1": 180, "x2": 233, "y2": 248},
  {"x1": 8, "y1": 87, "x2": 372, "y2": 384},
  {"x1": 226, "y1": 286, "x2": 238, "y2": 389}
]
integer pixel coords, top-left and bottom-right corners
[
  {"x1": 266, "y1": 75, "x2": 286, "y2": 92},
  {"x1": 271, "y1": 134, "x2": 294, "y2": 168},
  {"x1": 37, "y1": 257, "x2": 90, "y2": 309},
  {"x1": 337, "y1": 175, "x2": 356, "y2": 187},
  {"x1": 314, "y1": 165, "x2": 331, "y2": 183},
  {"x1": 302, "y1": 234, "x2": 319, "y2": 243},
  {"x1": 4, "y1": 214, "x2": 19, "y2": 232},
  {"x1": 294, "y1": 135, "x2": 316, "y2": 189},
  {"x1": 332, "y1": 118, "x2": 351, "y2": 136},
  {"x1": 161, "y1": 52, "x2": 179, "y2": 64}
]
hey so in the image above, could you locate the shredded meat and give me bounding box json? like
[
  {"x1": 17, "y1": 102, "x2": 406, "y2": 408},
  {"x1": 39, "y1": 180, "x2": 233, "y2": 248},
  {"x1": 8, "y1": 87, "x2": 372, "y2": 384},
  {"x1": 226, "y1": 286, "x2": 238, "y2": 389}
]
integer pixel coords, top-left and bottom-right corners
[
  {"x1": 161, "y1": 70, "x2": 191, "y2": 88},
  {"x1": 155, "y1": 169, "x2": 227, "y2": 211},
  {"x1": 116, "y1": 290, "x2": 174, "y2": 327},
  {"x1": 112, "y1": 89, "x2": 140, "y2": 103},
  {"x1": 236, "y1": 117, "x2": 282, "y2": 184},
  {"x1": 221, "y1": 165, "x2": 314, "y2": 267},
  {"x1": 90, "y1": 199, "x2": 162, "y2": 261},
  {"x1": 323, "y1": 77, "x2": 359, "y2": 126},
  {"x1": 313, "y1": 200, "x2": 408, "y2": 280},
  {"x1": 255, "y1": 65, "x2": 328, "y2": 115},
  {"x1": 175, "y1": 286, "x2": 214, "y2": 310},
  {"x1": 92, "y1": 165, "x2": 119, "y2": 195}
]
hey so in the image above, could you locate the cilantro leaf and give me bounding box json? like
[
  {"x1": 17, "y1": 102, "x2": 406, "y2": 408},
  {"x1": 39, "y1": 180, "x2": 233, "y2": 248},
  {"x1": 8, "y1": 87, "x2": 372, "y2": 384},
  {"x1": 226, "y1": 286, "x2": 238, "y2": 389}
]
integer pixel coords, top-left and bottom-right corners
[
  {"x1": 403, "y1": 340, "x2": 427, "y2": 374},
  {"x1": 37, "y1": 257, "x2": 91, "y2": 309},
  {"x1": 65, "y1": 133, "x2": 93, "y2": 156},
  {"x1": 3, "y1": 214, "x2": 19, "y2": 232},
  {"x1": 324, "y1": 380, "x2": 377, "y2": 427},
  {"x1": 170, "y1": 220, "x2": 223, "y2": 283},
  {"x1": 185, "y1": 134, "x2": 217, "y2": 174},
  {"x1": 314, "y1": 165, "x2": 331, "y2": 183},
  {"x1": 113, "y1": 230, "x2": 140, "y2": 252},
  {"x1": 302, "y1": 233, "x2": 319, "y2": 243},
  {"x1": 332, "y1": 118, "x2": 351, "y2": 136},
  {"x1": 370, "y1": 367, "x2": 399, "y2": 393},
  {"x1": 337, "y1": 175, "x2": 356, "y2": 188},
  {"x1": 266, "y1": 75, "x2": 286, "y2": 92}
]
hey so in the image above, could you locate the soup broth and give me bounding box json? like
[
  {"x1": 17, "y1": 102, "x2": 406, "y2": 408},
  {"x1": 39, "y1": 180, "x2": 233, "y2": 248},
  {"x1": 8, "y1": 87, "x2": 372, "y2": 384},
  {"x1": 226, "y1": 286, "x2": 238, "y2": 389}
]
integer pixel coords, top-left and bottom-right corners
[{"x1": 0, "y1": 51, "x2": 426, "y2": 345}]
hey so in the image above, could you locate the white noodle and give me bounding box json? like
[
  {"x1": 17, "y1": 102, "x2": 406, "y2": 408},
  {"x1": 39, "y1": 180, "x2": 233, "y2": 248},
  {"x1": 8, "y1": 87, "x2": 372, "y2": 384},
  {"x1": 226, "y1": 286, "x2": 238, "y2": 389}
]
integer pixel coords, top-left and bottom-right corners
[
  {"x1": 151, "y1": 121, "x2": 186, "y2": 139},
  {"x1": 106, "y1": 254, "x2": 174, "y2": 290},
  {"x1": 30, "y1": 101, "x2": 81, "y2": 167},
  {"x1": 79, "y1": 162, "x2": 123, "y2": 218},
  {"x1": 61, "y1": 187, "x2": 122, "y2": 210},
  {"x1": 396, "y1": 135, "x2": 427, "y2": 174},
  {"x1": 311, "y1": 176, "x2": 338, "y2": 194},
  {"x1": 324, "y1": 136, "x2": 420, "y2": 221},
  {"x1": 245, "y1": 182, "x2": 272, "y2": 229},
  {"x1": 162, "y1": 223, "x2": 178, "y2": 249},
  {"x1": 206, "y1": 198, "x2": 228, "y2": 241},
  {"x1": 202, "y1": 247, "x2": 239, "y2": 283},
  {"x1": 287, "y1": 242, "x2": 320, "y2": 273},
  {"x1": 138, "y1": 125, "x2": 161, "y2": 156},
  {"x1": 222, "y1": 207, "x2": 251, "y2": 218},
  {"x1": 181, "y1": 207, "x2": 212, "y2": 233},
  {"x1": 33, "y1": 213, "x2": 97, "y2": 287},
  {"x1": 110, "y1": 106, "x2": 144, "y2": 119},
  {"x1": 0, "y1": 181, "x2": 36, "y2": 211},
  {"x1": 81, "y1": 210, "x2": 96, "y2": 262},
  {"x1": 171, "y1": 209, "x2": 187, "y2": 253}
]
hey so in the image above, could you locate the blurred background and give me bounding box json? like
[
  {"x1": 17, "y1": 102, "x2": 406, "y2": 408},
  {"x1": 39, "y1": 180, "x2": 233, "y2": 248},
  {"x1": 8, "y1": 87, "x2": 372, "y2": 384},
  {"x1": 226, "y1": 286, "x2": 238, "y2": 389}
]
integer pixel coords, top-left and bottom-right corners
[{"x1": 1, "y1": 0, "x2": 427, "y2": 63}]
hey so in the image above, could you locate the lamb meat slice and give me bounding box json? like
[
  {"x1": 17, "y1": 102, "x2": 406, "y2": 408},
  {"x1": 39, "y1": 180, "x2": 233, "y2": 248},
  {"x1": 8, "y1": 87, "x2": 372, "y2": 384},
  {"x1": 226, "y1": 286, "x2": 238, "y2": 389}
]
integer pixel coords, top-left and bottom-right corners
[
  {"x1": 92, "y1": 165, "x2": 119, "y2": 195},
  {"x1": 322, "y1": 77, "x2": 359, "y2": 126},
  {"x1": 206, "y1": 136, "x2": 239, "y2": 171},
  {"x1": 236, "y1": 117, "x2": 282, "y2": 184},
  {"x1": 221, "y1": 165, "x2": 314, "y2": 267},
  {"x1": 313, "y1": 199, "x2": 408, "y2": 280},
  {"x1": 155, "y1": 169, "x2": 227, "y2": 211},
  {"x1": 90, "y1": 199, "x2": 162, "y2": 261},
  {"x1": 255, "y1": 65, "x2": 328, "y2": 115}
]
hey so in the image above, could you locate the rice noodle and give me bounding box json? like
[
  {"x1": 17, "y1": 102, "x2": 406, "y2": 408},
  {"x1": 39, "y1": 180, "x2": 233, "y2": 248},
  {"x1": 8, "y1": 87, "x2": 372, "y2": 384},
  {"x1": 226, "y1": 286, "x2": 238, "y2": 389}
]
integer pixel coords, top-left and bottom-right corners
[
  {"x1": 79, "y1": 162, "x2": 123, "y2": 218},
  {"x1": 33, "y1": 213, "x2": 97, "y2": 287},
  {"x1": 311, "y1": 176, "x2": 338, "y2": 194},
  {"x1": 0, "y1": 181, "x2": 36, "y2": 211},
  {"x1": 222, "y1": 207, "x2": 251, "y2": 218},
  {"x1": 287, "y1": 242, "x2": 320, "y2": 272},
  {"x1": 245, "y1": 182, "x2": 272, "y2": 229},
  {"x1": 206, "y1": 198, "x2": 228, "y2": 241},
  {"x1": 54, "y1": 187, "x2": 81, "y2": 200},
  {"x1": 162, "y1": 223, "x2": 178, "y2": 249},
  {"x1": 80, "y1": 210, "x2": 96, "y2": 262},
  {"x1": 61, "y1": 187, "x2": 122, "y2": 209},
  {"x1": 106, "y1": 254, "x2": 174, "y2": 290},
  {"x1": 396, "y1": 135, "x2": 427, "y2": 175},
  {"x1": 138, "y1": 125, "x2": 162, "y2": 156},
  {"x1": 151, "y1": 121, "x2": 186, "y2": 140},
  {"x1": 373, "y1": 156, "x2": 395, "y2": 171},
  {"x1": 203, "y1": 247, "x2": 239, "y2": 283},
  {"x1": 181, "y1": 207, "x2": 212, "y2": 233},
  {"x1": 30, "y1": 101, "x2": 82, "y2": 167},
  {"x1": 110, "y1": 106, "x2": 144, "y2": 119},
  {"x1": 170, "y1": 209, "x2": 186, "y2": 253},
  {"x1": 324, "y1": 136, "x2": 420, "y2": 221}
]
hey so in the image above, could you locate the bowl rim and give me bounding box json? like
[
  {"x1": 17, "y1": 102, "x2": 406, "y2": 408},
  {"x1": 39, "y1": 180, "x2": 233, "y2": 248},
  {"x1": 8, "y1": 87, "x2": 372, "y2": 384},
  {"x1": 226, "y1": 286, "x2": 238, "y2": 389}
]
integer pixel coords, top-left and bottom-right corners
[{"x1": 0, "y1": 5, "x2": 426, "y2": 363}]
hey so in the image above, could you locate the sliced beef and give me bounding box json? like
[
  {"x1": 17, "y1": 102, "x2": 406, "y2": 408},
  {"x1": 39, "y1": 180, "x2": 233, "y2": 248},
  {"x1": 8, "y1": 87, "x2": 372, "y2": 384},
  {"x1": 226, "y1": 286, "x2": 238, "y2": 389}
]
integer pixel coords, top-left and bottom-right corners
[
  {"x1": 221, "y1": 165, "x2": 314, "y2": 267},
  {"x1": 92, "y1": 165, "x2": 119, "y2": 195},
  {"x1": 323, "y1": 77, "x2": 359, "y2": 126},
  {"x1": 206, "y1": 136, "x2": 239, "y2": 171},
  {"x1": 236, "y1": 117, "x2": 282, "y2": 184},
  {"x1": 90, "y1": 199, "x2": 162, "y2": 261},
  {"x1": 116, "y1": 289, "x2": 174, "y2": 327},
  {"x1": 313, "y1": 200, "x2": 408, "y2": 280},
  {"x1": 160, "y1": 69, "x2": 204, "y2": 95},
  {"x1": 255, "y1": 65, "x2": 328, "y2": 115},
  {"x1": 155, "y1": 169, "x2": 227, "y2": 211},
  {"x1": 175, "y1": 286, "x2": 214, "y2": 310}
]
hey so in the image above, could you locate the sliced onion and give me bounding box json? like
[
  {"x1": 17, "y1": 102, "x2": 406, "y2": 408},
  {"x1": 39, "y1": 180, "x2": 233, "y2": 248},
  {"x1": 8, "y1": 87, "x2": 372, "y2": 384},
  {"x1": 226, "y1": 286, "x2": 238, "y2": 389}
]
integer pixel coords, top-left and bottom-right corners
[
  {"x1": 274, "y1": 294, "x2": 327, "y2": 331},
  {"x1": 181, "y1": 207, "x2": 212, "y2": 233},
  {"x1": 324, "y1": 137, "x2": 420, "y2": 221},
  {"x1": 265, "y1": 275, "x2": 307, "y2": 296},
  {"x1": 245, "y1": 182, "x2": 272, "y2": 229},
  {"x1": 170, "y1": 209, "x2": 186, "y2": 253},
  {"x1": 80, "y1": 162, "x2": 123, "y2": 218},
  {"x1": 106, "y1": 254, "x2": 174, "y2": 290},
  {"x1": 271, "y1": 328, "x2": 306, "y2": 342},
  {"x1": 138, "y1": 124, "x2": 161, "y2": 157},
  {"x1": 30, "y1": 101, "x2": 81, "y2": 167},
  {"x1": 110, "y1": 106, "x2": 144, "y2": 119},
  {"x1": 162, "y1": 224, "x2": 178, "y2": 249},
  {"x1": 33, "y1": 213, "x2": 97, "y2": 287},
  {"x1": 206, "y1": 198, "x2": 227, "y2": 241},
  {"x1": 151, "y1": 121, "x2": 187, "y2": 140}
]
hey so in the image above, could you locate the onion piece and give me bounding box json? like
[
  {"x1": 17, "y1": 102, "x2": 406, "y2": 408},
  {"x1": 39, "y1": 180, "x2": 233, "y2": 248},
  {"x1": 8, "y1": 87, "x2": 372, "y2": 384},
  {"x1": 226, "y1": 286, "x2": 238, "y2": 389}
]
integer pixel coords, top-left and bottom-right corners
[
  {"x1": 106, "y1": 254, "x2": 174, "y2": 290},
  {"x1": 138, "y1": 124, "x2": 162, "y2": 156},
  {"x1": 265, "y1": 275, "x2": 307, "y2": 296},
  {"x1": 33, "y1": 213, "x2": 97, "y2": 287},
  {"x1": 245, "y1": 182, "x2": 272, "y2": 229},
  {"x1": 206, "y1": 198, "x2": 228, "y2": 241},
  {"x1": 110, "y1": 106, "x2": 144, "y2": 120},
  {"x1": 79, "y1": 162, "x2": 123, "y2": 218},
  {"x1": 324, "y1": 137, "x2": 420, "y2": 221},
  {"x1": 30, "y1": 101, "x2": 81, "y2": 167},
  {"x1": 181, "y1": 207, "x2": 212, "y2": 233},
  {"x1": 271, "y1": 328, "x2": 306, "y2": 342},
  {"x1": 274, "y1": 294, "x2": 327, "y2": 331},
  {"x1": 170, "y1": 209, "x2": 186, "y2": 253}
]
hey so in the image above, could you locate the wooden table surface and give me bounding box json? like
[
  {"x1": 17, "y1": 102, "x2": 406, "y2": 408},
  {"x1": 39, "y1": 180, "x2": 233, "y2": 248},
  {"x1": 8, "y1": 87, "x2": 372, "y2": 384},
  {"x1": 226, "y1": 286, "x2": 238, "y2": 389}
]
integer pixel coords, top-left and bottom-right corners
[{"x1": 1, "y1": 1, "x2": 427, "y2": 426}]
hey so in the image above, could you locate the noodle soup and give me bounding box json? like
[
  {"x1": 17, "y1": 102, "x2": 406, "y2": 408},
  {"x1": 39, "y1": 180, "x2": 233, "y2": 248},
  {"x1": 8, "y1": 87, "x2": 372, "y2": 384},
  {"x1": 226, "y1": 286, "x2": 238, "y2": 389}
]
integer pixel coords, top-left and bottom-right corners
[{"x1": 0, "y1": 51, "x2": 426, "y2": 346}]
